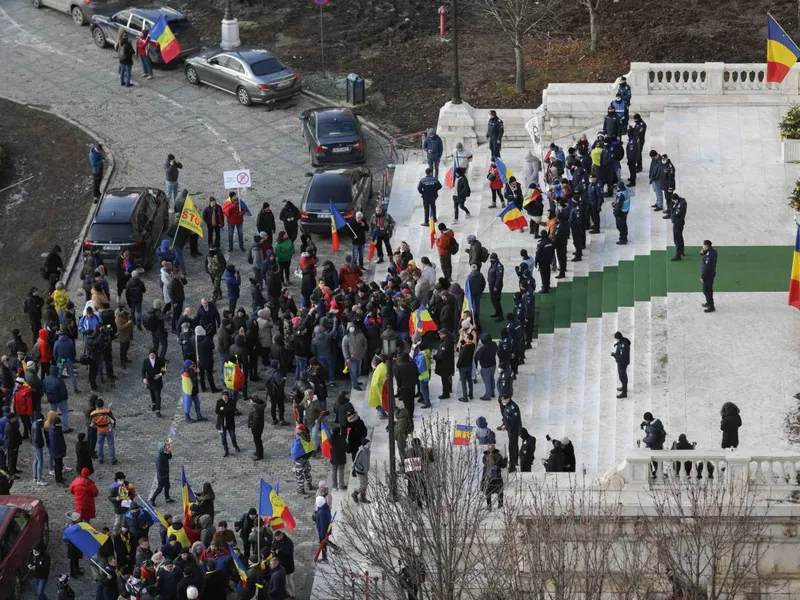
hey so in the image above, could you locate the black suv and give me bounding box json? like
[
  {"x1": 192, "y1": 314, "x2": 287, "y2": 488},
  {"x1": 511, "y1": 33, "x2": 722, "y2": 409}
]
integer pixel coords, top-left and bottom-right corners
[{"x1": 82, "y1": 187, "x2": 169, "y2": 268}]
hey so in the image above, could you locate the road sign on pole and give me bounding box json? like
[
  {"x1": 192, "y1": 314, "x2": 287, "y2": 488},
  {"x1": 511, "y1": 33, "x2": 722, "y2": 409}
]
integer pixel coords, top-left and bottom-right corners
[{"x1": 223, "y1": 169, "x2": 251, "y2": 189}]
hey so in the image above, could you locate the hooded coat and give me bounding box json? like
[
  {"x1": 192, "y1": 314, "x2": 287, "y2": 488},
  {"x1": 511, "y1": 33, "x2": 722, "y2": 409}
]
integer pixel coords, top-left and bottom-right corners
[
  {"x1": 69, "y1": 472, "x2": 99, "y2": 519},
  {"x1": 44, "y1": 364, "x2": 68, "y2": 405}
]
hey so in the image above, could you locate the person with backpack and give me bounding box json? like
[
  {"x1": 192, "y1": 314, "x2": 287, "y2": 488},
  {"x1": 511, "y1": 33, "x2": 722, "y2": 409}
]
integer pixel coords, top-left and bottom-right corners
[
  {"x1": 117, "y1": 35, "x2": 135, "y2": 87},
  {"x1": 641, "y1": 412, "x2": 666, "y2": 450},
  {"x1": 612, "y1": 331, "x2": 631, "y2": 399},
  {"x1": 435, "y1": 223, "x2": 457, "y2": 282},
  {"x1": 142, "y1": 350, "x2": 167, "y2": 418},
  {"x1": 452, "y1": 168, "x2": 471, "y2": 223},
  {"x1": 368, "y1": 205, "x2": 395, "y2": 265},
  {"x1": 466, "y1": 235, "x2": 488, "y2": 272},
  {"x1": 90, "y1": 398, "x2": 116, "y2": 465}
]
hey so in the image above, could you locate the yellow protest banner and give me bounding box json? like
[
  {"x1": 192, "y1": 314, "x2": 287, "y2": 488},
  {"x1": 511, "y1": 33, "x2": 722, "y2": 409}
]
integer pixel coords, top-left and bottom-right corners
[{"x1": 178, "y1": 194, "x2": 204, "y2": 237}]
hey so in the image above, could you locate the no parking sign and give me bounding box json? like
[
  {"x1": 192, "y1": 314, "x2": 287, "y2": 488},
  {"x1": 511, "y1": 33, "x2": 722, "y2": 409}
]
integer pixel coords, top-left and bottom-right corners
[{"x1": 223, "y1": 169, "x2": 251, "y2": 189}]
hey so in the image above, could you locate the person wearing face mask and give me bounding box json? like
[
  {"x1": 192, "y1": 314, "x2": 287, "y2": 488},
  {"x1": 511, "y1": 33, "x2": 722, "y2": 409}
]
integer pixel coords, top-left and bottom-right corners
[
  {"x1": 659, "y1": 153, "x2": 676, "y2": 219},
  {"x1": 700, "y1": 240, "x2": 717, "y2": 313},
  {"x1": 610, "y1": 93, "x2": 628, "y2": 131},
  {"x1": 28, "y1": 542, "x2": 51, "y2": 600},
  {"x1": 613, "y1": 182, "x2": 631, "y2": 245},
  {"x1": 670, "y1": 192, "x2": 688, "y2": 261},
  {"x1": 487, "y1": 253, "x2": 505, "y2": 322},
  {"x1": 648, "y1": 150, "x2": 664, "y2": 211}
]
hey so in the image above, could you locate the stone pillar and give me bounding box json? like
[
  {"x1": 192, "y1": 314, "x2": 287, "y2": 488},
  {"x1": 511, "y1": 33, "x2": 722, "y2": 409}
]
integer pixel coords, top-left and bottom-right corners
[
  {"x1": 781, "y1": 65, "x2": 800, "y2": 96},
  {"x1": 705, "y1": 62, "x2": 725, "y2": 95},
  {"x1": 436, "y1": 100, "x2": 477, "y2": 155},
  {"x1": 221, "y1": 18, "x2": 241, "y2": 51},
  {"x1": 628, "y1": 62, "x2": 651, "y2": 96}
]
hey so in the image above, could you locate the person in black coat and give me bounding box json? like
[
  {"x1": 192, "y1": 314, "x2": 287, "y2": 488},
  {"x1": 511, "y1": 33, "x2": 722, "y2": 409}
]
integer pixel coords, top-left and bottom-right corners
[
  {"x1": 279, "y1": 201, "x2": 301, "y2": 243},
  {"x1": 345, "y1": 410, "x2": 367, "y2": 462},
  {"x1": 200, "y1": 560, "x2": 227, "y2": 600},
  {"x1": 720, "y1": 402, "x2": 742, "y2": 449},
  {"x1": 248, "y1": 397, "x2": 266, "y2": 461},
  {"x1": 482, "y1": 446, "x2": 507, "y2": 509},
  {"x1": 519, "y1": 428, "x2": 535, "y2": 472},
  {"x1": 329, "y1": 424, "x2": 348, "y2": 491},
  {"x1": 142, "y1": 350, "x2": 167, "y2": 417},
  {"x1": 75, "y1": 433, "x2": 93, "y2": 476},
  {"x1": 270, "y1": 532, "x2": 294, "y2": 597},
  {"x1": 543, "y1": 438, "x2": 565, "y2": 472},
  {"x1": 612, "y1": 331, "x2": 631, "y2": 399},
  {"x1": 257, "y1": 203, "x2": 277, "y2": 245},
  {"x1": 149, "y1": 441, "x2": 173, "y2": 505},
  {"x1": 332, "y1": 392, "x2": 354, "y2": 429},
  {"x1": 433, "y1": 329, "x2": 455, "y2": 400},
  {"x1": 560, "y1": 436, "x2": 576, "y2": 472},
  {"x1": 215, "y1": 391, "x2": 239, "y2": 456},
  {"x1": 395, "y1": 354, "x2": 419, "y2": 416},
  {"x1": 195, "y1": 327, "x2": 219, "y2": 393}
]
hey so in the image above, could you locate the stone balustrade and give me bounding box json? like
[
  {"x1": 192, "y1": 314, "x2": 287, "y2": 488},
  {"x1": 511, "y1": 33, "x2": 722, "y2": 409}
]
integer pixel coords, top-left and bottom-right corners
[
  {"x1": 606, "y1": 449, "x2": 800, "y2": 488},
  {"x1": 626, "y1": 61, "x2": 793, "y2": 95}
]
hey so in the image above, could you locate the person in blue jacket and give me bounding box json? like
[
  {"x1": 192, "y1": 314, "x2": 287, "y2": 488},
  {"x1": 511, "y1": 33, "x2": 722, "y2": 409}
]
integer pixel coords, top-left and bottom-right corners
[
  {"x1": 224, "y1": 265, "x2": 241, "y2": 314},
  {"x1": 314, "y1": 495, "x2": 332, "y2": 562},
  {"x1": 423, "y1": 128, "x2": 444, "y2": 179},
  {"x1": 88, "y1": 143, "x2": 106, "y2": 202},
  {"x1": 53, "y1": 331, "x2": 79, "y2": 394}
]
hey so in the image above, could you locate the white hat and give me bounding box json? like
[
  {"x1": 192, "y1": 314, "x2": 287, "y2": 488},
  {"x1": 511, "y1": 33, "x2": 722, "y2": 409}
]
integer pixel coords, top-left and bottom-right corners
[
  {"x1": 187, "y1": 586, "x2": 199, "y2": 599},
  {"x1": 315, "y1": 496, "x2": 327, "y2": 509},
  {"x1": 194, "y1": 326, "x2": 206, "y2": 336},
  {"x1": 26, "y1": 361, "x2": 35, "y2": 369},
  {"x1": 561, "y1": 436, "x2": 570, "y2": 445}
]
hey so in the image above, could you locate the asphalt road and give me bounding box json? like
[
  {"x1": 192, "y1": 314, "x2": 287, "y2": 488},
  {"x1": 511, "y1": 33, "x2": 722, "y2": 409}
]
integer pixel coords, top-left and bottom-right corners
[{"x1": 0, "y1": 1, "x2": 390, "y2": 598}]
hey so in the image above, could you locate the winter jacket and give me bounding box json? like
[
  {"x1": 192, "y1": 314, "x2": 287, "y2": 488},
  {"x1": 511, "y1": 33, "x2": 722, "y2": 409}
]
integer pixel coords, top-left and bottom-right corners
[
  {"x1": 341, "y1": 331, "x2": 367, "y2": 362},
  {"x1": 721, "y1": 413, "x2": 742, "y2": 449},
  {"x1": 13, "y1": 384, "x2": 34, "y2": 417},
  {"x1": 346, "y1": 416, "x2": 367, "y2": 456},
  {"x1": 44, "y1": 365, "x2": 68, "y2": 405},
  {"x1": 423, "y1": 134, "x2": 444, "y2": 162},
  {"x1": 310, "y1": 330, "x2": 334, "y2": 361},
  {"x1": 155, "y1": 443, "x2": 172, "y2": 480},
  {"x1": 487, "y1": 260, "x2": 504, "y2": 291},
  {"x1": 69, "y1": 474, "x2": 99, "y2": 519},
  {"x1": 329, "y1": 428, "x2": 348, "y2": 466},
  {"x1": 455, "y1": 174, "x2": 470, "y2": 200},
  {"x1": 257, "y1": 208, "x2": 277, "y2": 238},
  {"x1": 196, "y1": 335, "x2": 215, "y2": 369},
  {"x1": 643, "y1": 419, "x2": 666, "y2": 450},
  {"x1": 474, "y1": 334, "x2": 497, "y2": 368},
  {"x1": 353, "y1": 446, "x2": 371, "y2": 474},
  {"x1": 53, "y1": 333, "x2": 76, "y2": 364},
  {"x1": 222, "y1": 198, "x2": 245, "y2": 226},
  {"x1": 486, "y1": 116, "x2": 504, "y2": 141},
  {"x1": 274, "y1": 239, "x2": 295, "y2": 263},
  {"x1": 224, "y1": 269, "x2": 241, "y2": 300},
  {"x1": 109, "y1": 481, "x2": 136, "y2": 515},
  {"x1": 613, "y1": 336, "x2": 631, "y2": 366},
  {"x1": 256, "y1": 309, "x2": 273, "y2": 348},
  {"x1": 202, "y1": 204, "x2": 224, "y2": 230},
  {"x1": 369, "y1": 212, "x2": 395, "y2": 238},
  {"x1": 417, "y1": 175, "x2": 443, "y2": 201},
  {"x1": 116, "y1": 312, "x2": 134, "y2": 344}
]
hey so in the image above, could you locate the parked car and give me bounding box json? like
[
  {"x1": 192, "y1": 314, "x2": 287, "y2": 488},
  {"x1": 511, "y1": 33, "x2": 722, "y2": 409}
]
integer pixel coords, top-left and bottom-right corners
[
  {"x1": 185, "y1": 48, "x2": 302, "y2": 106},
  {"x1": 0, "y1": 496, "x2": 49, "y2": 600},
  {"x1": 299, "y1": 166, "x2": 373, "y2": 234},
  {"x1": 82, "y1": 187, "x2": 169, "y2": 269},
  {"x1": 90, "y1": 6, "x2": 201, "y2": 63},
  {"x1": 300, "y1": 107, "x2": 367, "y2": 167},
  {"x1": 31, "y1": 0, "x2": 125, "y2": 26}
]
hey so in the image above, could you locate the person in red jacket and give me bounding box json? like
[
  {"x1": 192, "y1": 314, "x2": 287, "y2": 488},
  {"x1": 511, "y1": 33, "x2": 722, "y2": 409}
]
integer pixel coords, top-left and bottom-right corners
[
  {"x1": 12, "y1": 378, "x2": 34, "y2": 438},
  {"x1": 338, "y1": 256, "x2": 362, "y2": 291},
  {"x1": 69, "y1": 468, "x2": 99, "y2": 523},
  {"x1": 36, "y1": 329, "x2": 53, "y2": 379},
  {"x1": 487, "y1": 161, "x2": 505, "y2": 208},
  {"x1": 222, "y1": 191, "x2": 246, "y2": 253}
]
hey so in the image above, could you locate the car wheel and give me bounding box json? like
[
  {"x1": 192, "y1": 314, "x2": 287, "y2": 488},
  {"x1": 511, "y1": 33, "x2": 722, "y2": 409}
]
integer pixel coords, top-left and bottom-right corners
[
  {"x1": 236, "y1": 86, "x2": 252, "y2": 106},
  {"x1": 71, "y1": 5, "x2": 86, "y2": 25},
  {"x1": 32, "y1": 0, "x2": 42, "y2": 8},
  {"x1": 40, "y1": 517, "x2": 50, "y2": 549},
  {"x1": 92, "y1": 27, "x2": 107, "y2": 48},
  {"x1": 10, "y1": 572, "x2": 22, "y2": 600},
  {"x1": 185, "y1": 65, "x2": 200, "y2": 85}
]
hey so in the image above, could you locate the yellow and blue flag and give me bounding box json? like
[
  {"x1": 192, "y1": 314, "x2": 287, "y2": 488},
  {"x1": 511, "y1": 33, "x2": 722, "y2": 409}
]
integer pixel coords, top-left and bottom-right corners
[
  {"x1": 228, "y1": 543, "x2": 248, "y2": 584},
  {"x1": 63, "y1": 522, "x2": 108, "y2": 558},
  {"x1": 137, "y1": 497, "x2": 170, "y2": 529},
  {"x1": 493, "y1": 157, "x2": 513, "y2": 186}
]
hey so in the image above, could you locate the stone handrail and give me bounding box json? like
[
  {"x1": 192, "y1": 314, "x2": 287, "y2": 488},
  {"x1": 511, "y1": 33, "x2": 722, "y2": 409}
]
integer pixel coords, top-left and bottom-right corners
[
  {"x1": 607, "y1": 450, "x2": 800, "y2": 487},
  {"x1": 626, "y1": 61, "x2": 796, "y2": 95}
]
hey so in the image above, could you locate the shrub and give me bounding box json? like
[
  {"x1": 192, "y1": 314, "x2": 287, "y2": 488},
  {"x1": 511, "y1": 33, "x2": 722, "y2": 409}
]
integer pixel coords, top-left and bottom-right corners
[
  {"x1": 780, "y1": 105, "x2": 800, "y2": 140},
  {"x1": 789, "y1": 177, "x2": 800, "y2": 211}
]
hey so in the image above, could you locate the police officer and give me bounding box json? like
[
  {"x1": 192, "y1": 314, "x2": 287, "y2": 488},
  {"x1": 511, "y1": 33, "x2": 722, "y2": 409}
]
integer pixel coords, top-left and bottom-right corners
[
  {"x1": 670, "y1": 193, "x2": 688, "y2": 261},
  {"x1": 569, "y1": 196, "x2": 585, "y2": 262},
  {"x1": 535, "y1": 231, "x2": 555, "y2": 293},
  {"x1": 487, "y1": 253, "x2": 505, "y2": 321},
  {"x1": 498, "y1": 396, "x2": 522, "y2": 473},
  {"x1": 554, "y1": 211, "x2": 570, "y2": 278},
  {"x1": 701, "y1": 240, "x2": 717, "y2": 313},
  {"x1": 612, "y1": 331, "x2": 631, "y2": 399},
  {"x1": 587, "y1": 176, "x2": 603, "y2": 234},
  {"x1": 417, "y1": 167, "x2": 442, "y2": 226},
  {"x1": 632, "y1": 114, "x2": 647, "y2": 172},
  {"x1": 613, "y1": 182, "x2": 630, "y2": 246},
  {"x1": 625, "y1": 127, "x2": 640, "y2": 187},
  {"x1": 521, "y1": 280, "x2": 535, "y2": 348},
  {"x1": 487, "y1": 110, "x2": 504, "y2": 159},
  {"x1": 507, "y1": 305, "x2": 525, "y2": 367},
  {"x1": 659, "y1": 153, "x2": 676, "y2": 218}
]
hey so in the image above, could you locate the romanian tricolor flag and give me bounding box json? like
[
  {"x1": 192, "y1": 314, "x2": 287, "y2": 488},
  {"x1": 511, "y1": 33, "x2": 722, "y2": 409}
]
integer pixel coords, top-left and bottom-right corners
[
  {"x1": 409, "y1": 304, "x2": 438, "y2": 336},
  {"x1": 320, "y1": 421, "x2": 333, "y2": 459},
  {"x1": 767, "y1": 14, "x2": 800, "y2": 83},
  {"x1": 329, "y1": 200, "x2": 348, "y2": 253},
  {"x1": 367, "y1": 229, "x2": 379, "y2": 262},
  {"x1": 444, "y1": 154, "x2": 458, "y2": 188},
  {"x1": 429, "y1": 215, "x2": 436, "y2": 249},
  {"x1": 228, "y1": 543, "x2": 248, "y2": 584},
  {"x1": 181, "y1": 466, "x2": 196, "y2": 525},
  {"x1": 259, "y1": 479, "x2": 296, "y2": 531},
  {"x1": 63, "y1": 522, "x2": 109, "y2": 558},
  {"x1": 463, "y1": 279, "x2": 474, "y2": 316},
  {"x1": 493, "y1": 157, "x2": 513, "y2": 186},
  {"x1": 453, "y1": 424, "x2": 473, "y2": 446},
  {"x1": 498, "y1": 203, "x2": 527, "y2": 231},
  {"x1": 150, "y1": 15, "x2": 181, "y2": 64},
  {"x1": 790, "y1": 224, "x2": 800, "y2": 311}
]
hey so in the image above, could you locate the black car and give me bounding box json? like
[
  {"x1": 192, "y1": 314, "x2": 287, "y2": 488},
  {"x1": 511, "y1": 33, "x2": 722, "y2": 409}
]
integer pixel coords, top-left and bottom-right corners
[
  {"x1": 299, "y1": 166, "x2": 373, "y2": 234},
  {"x1": 300, "y1": 107, "x2": 367, "y2": 167},
  {"x1": 82, "y1": 187, "x2": 169, "y2": 268},
  {"x1": 90, "y1": 6, "x2": 201, "y2": 63}
]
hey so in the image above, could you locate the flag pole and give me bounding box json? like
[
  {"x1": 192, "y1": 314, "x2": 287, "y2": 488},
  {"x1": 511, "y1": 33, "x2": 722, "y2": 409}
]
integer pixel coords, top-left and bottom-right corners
[
  {"x1": 476, "y1": 216, "x2": 497, "y2": 240},
  {"x1": 170, "y1": 220, "x2": 181, "y2": 250},
  {"x1": 90, "y1": 557, "x2": 108, "y2": 576}
]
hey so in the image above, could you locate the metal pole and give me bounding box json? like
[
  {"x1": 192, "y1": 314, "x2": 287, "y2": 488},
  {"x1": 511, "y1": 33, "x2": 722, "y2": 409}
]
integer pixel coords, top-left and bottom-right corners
[
  {"x1": 451, "y1": 0, "x2": 461, "y2": 104},
  {"x1": 387, "y1": 355, "x2": 397, "y2": 500},
  {"x1": 224, "y1": 0, "x2": 232, "y2": 20},
  {"x1": 320, "y1": 5, "x2": 325, "y2": 76}
]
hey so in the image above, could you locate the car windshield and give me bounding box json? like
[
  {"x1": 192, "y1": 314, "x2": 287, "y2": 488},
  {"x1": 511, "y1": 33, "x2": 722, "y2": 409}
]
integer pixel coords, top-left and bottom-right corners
[
  {"x1": 166, "y1": 18, "x2": 191, "y2": 33},
  {"x1": 250, "y1": 58, "x2": 286, "y2": 77},
  {"x1": 318, "y1": 120, "x2": 356, "y2": 137},
  {"x1": 89, "y1": 223, "x2": 134, "y2": 241},
  {"x1": 305, "y1": 173, "x2": 352, "y2": 210}
]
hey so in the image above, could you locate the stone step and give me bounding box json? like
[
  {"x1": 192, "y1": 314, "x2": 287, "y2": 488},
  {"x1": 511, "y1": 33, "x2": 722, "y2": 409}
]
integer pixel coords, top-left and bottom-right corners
[{"x1": 595, "y1": 310, "x2": 620, "y2": 473}]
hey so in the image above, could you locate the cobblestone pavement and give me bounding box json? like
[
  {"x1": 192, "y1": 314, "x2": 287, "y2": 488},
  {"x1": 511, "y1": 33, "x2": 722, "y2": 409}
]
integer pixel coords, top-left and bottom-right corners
[{"x1": 0, "y1": 2, "x2": 389, "y2": 597}]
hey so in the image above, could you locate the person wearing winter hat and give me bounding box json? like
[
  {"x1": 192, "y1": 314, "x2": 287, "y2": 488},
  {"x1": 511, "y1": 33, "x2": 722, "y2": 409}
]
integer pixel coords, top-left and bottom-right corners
[
  {"x1": 351, "y1": 439, "x2": 371, "y2": 504},
  {"x1": 180, "y1": 360, "x2": 206, "y2": 423},
  {"x1": 474, "y1": 416, "x2": 490, "y2": 445},
  {"x1": 69, "y1": 467, "x2": 99, "y2": 523},
  {"x1": 186, "y1": 586, "x2": 199, "y2": 600},
  {"x1": 63, "y1": 512, "x2": 84, "y2": 578},
  {"x1": 57, "y1": 573, "x2": 74, "y2": 600},
  {"x1": 315, "y1": 493, "x2": 333, "y2": 562}
]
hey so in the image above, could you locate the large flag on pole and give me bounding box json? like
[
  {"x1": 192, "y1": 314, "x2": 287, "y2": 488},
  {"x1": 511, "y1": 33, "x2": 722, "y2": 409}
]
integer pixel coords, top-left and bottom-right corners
[
  {"x1": 767, "y1": 14, "x2": 800, "y2": 83},
  {"x1": 429, "y1": 215, "x2": 436, "y2": 248},
  {"x1": 493, "y1": 157, "x2": 513, "y2": 186},
  {"x1": 444, "y1": 154, "x2": 458, "y2": 188},
  {"x1": 63, "y1": 522, "x2": 108, "y2": 558},
  {"x1": 178, "y1": 194, "x2": 204, "y2": 237},
  {"x1": 320, "y1": 421, "x2": 333, "y2": 459},
  {"x1": 498, "y1": 203, "x2": 527, "y2": 231},
  {"x1": 329, "y1": 201, "x2": 347, "y2": 253},
  {"x1": 409, "y1": 304, "x2": 438, "y2": 336},
  {"x1": 463, "y1": 279, "x2": 474, "y2": 316},
  {"x1": 137, "y1": 497, "x2": 170, "y2": 529},
  {"x1": 181, "y1": 466, "x2": 196, "y2": 524},
  {"x1": 150, "y1": 15, "x2": 181, "y2": 64},
  {"x1": 790, "y1": 223, "x2": 800, "y2": 310},
  {"x1": 228, "y1": 543, "x2": 248, "y2": 584},
  {"x1": 367, "y1": 229, "x2": 379, "y2": 262},
  {"x1": 259, "y1": 479, "x2": 296, "y2": 531}
]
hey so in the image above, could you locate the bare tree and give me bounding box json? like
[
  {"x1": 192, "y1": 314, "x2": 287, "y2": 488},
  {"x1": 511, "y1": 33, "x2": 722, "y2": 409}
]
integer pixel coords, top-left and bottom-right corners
[
  {"x1": 641, "y1": 476, "x2": 774, "y2": 600},
  {"x1": 468, "y1": 0, "x2": 561, "y2": 94},
  {"x1": 320, "y1": 416, "x2": 505, "y2": 600},
  {"x1": 577, "y1": 0, "x2": 602, "y2": 53}
]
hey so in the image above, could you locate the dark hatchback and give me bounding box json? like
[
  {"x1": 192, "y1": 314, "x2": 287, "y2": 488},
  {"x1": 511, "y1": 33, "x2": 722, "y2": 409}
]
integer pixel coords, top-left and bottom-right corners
[
  {"x1": 299, "y1": 166, "x2": 373, "y2": 234},
  {"x1": 90, "y1": 6, "x2": 201, "y2": 63},
  {"x1": 82, "y1": 187, "x2": 169, "y2": 268},
  {"x1": 300, "y1": 107, "x2": 367, "y2": 167}
]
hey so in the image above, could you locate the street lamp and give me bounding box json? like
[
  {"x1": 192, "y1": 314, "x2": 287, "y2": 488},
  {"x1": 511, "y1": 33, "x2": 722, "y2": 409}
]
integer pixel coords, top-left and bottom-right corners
[
  {"x1": 221, "y1": 0, "x2": 241, "y2": 51},
  {"x1": 381, "y1": 326, "x2": 398, "y2": 499},
  {"x1": 451, "y1": 0, "x2": 461, "y2": 104}
]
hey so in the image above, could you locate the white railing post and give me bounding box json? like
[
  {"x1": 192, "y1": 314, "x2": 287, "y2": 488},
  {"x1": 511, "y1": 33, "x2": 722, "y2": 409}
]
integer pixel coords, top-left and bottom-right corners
[
  {"x1": 628, "y1": 62, "x2": 651, "y2": 96},
  {"x1": 706, "y1": 62, "x2": 725, "y2": 95}
]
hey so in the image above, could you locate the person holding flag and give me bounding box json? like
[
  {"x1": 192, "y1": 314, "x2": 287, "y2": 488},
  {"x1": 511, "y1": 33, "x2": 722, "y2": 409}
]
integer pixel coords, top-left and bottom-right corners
[
  {"x1": 466, "y1": 265, "x2": 485, "y2": 320},
  {"x1": 328, "y1": 201, "x2": 349, "y2": 253},
  {"x1": 368, "y1": 204, "x2": 395, "y2": 264},
  {"x1": 290, "y1": 425, "x2": 315, "y2": 494},
  {"x1": 417, "y1": 167, "x2": 442, "y2": 225},
  {"x1": 314, "y1": 497, "x2": 333, "y2": 562},
  {"x1": 149, "y1": 14, "x2": 181, "y2": 64},
  {"x1": 222, "y1": 191, "x2": 246, "y2": 253}
]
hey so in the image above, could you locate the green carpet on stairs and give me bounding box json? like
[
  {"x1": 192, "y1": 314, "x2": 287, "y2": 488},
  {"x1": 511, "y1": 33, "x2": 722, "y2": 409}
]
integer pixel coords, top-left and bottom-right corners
[
  {"x1": 601, "y1": 266, "x2": 619, "y2": 313},
  {"x1": 618, "y1": 261, "x2": 635, "y2": 307}
]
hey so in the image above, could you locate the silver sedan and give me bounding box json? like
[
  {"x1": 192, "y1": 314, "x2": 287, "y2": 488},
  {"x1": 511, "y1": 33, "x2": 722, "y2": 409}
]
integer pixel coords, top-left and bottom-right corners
[{"x1": 184, "y1": 48, "x2": 302, "y2": 106}]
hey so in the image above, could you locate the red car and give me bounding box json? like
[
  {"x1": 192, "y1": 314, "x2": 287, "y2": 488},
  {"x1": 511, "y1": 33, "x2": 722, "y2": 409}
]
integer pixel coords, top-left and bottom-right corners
[{"x1": 0, "y1": 496, "x2": 49, "y2": 600}]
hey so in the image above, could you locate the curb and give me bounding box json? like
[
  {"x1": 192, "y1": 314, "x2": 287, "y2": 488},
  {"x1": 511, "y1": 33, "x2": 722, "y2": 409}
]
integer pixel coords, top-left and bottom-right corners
[
  {"x1": 301, "y1": 89, "x2": 395, "y2": 141},
  {"x1": 0, "y1": 94, "x2": 116, "y2": 291}
]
